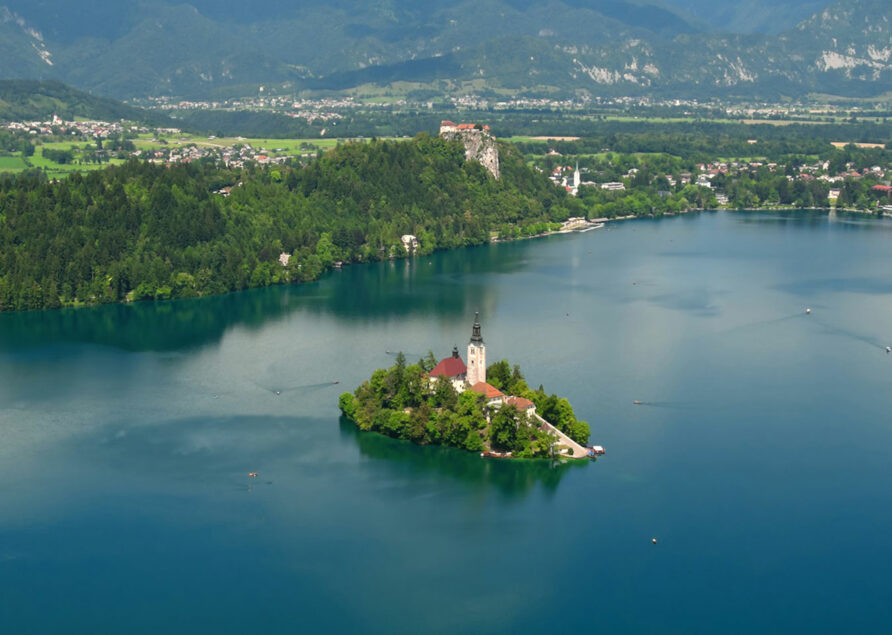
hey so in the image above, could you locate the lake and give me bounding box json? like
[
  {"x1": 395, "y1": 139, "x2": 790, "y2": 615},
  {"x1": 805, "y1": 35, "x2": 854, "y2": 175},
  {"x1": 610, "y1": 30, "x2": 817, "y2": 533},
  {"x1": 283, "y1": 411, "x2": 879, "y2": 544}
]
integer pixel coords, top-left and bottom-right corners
[{"x1": 2, "y1": 210, "x2": 891, "y2": 633}]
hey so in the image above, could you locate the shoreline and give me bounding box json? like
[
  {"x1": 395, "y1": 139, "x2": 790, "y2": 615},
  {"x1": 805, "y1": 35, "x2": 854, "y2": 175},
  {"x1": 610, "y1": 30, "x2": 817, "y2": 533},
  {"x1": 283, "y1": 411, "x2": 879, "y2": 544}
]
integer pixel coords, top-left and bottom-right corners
[{"x1": 5, "y1": 206, "x2": 888, "y2": 314}]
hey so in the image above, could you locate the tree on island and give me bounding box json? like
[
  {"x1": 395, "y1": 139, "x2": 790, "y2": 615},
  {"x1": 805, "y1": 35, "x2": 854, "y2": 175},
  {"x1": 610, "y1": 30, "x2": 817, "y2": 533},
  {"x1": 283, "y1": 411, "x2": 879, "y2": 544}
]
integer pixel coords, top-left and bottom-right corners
[{"x1": 339, "y1": 354, "x2": 590, "y2": 458}]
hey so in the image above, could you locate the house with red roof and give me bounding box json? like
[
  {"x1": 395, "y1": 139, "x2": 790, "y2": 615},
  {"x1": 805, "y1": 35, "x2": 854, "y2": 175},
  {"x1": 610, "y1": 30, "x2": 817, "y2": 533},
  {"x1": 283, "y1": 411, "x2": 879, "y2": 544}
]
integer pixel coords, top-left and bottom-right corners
[
  {"x1": 430, "y1": 346, "x2": 467, "y2": 391},
  {"x1": 470, "y1": 381, "x2": 505, "y2": 408},
  {"x1": 505, "y1": 396, "x2": 536, "y2": 416}
]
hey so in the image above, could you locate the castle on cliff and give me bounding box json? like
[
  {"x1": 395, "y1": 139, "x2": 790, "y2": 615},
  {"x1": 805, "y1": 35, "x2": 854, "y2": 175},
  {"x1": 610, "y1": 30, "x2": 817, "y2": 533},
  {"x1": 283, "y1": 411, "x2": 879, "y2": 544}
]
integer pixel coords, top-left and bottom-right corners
[{"x1": 439, "y1": 121, "x2": 501, "y2": 180}]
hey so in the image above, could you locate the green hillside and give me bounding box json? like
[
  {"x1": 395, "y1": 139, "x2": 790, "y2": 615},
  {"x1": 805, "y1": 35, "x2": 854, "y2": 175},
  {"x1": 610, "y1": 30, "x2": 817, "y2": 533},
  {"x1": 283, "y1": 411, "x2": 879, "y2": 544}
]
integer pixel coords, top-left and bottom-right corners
[
  {"x1": 0, "y1": 80, "x2": 170, "y2": 123},
  {"x1": 0, "y1": 134, "x2": 581, "y2": 311}
]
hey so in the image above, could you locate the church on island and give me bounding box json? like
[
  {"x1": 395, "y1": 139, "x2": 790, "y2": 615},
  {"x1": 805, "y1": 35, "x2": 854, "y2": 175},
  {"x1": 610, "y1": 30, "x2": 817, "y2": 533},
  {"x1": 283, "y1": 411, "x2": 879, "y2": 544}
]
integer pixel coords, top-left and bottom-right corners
[
  {"x1": 429, "y1": 312, "x2": 537, "y2": 417},
  {"x1": 340, "y1": 311, "x2": 601, "y2": 459}
]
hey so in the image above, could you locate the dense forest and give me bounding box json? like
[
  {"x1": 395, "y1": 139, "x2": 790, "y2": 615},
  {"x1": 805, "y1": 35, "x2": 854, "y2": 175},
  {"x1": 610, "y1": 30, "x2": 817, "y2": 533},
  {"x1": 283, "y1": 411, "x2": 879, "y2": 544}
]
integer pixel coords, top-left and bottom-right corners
[
  {"x1": 339, "y1": 354, "x2": 590, "y2": 458},
  {"x1": 0, "y1": 134, "x2": 580, "y2": 311}
]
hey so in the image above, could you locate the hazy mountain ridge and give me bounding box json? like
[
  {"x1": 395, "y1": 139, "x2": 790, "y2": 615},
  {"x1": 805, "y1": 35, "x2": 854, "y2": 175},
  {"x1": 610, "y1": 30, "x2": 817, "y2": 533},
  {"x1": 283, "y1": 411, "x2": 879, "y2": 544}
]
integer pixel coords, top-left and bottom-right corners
[
  {"x1": 659, "y1": 0, "x2": 830, "y2": 34},
  {"x1": 0, "y1": 0, "x2": 887, "y2": 99},
  {"x1": 0, "y1": 6, "x2": 56, "y2": 74}
]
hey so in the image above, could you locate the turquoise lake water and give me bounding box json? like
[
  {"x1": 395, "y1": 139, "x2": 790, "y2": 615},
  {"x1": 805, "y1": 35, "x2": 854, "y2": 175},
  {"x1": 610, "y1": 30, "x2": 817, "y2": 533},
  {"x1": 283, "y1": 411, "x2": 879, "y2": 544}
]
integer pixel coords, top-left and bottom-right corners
[{"x1": 2, "y1": 210, "x2": 892, "y2": 633}]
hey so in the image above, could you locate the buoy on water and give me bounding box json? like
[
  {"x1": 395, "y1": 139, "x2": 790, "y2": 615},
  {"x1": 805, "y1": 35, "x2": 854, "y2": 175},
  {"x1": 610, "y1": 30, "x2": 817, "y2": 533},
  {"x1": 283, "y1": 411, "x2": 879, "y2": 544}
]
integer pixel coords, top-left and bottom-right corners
[
  {"x1": 886, "y1": 346, "x2": 891, "y2": 354},
  {"x1": 275, "y1": 391, "x2": 281, "y2": 395},
  {"x1": 806, "y1": 308, "x2": 811, "y2": 314},
  {"x1": 652, "y1": 537, "x2": 658, "y2": 545}
]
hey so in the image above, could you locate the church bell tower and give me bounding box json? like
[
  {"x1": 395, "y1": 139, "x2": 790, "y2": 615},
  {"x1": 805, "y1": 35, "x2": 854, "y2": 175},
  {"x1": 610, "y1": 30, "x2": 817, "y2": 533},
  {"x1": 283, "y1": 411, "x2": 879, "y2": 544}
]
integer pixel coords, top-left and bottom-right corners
[{"x1": 467, "y1": 312, "x2": 486, "y2": 386}]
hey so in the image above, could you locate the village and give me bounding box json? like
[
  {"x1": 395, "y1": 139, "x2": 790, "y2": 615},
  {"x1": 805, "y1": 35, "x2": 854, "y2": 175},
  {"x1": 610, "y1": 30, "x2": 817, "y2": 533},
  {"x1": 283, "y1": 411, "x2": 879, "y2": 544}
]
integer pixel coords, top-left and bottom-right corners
[
  {"x1": 135, "y1": 91, "x2": 890, "y2": 125},
  {"x1": 3, "y1": 114, "x2": 889, "y2": 213},
  {"x1": 2, "y1": 117, "x2": 314, "y2": 172},
  {"x1": 545, "y1": 152, "x2": 891, "y2": 212}
]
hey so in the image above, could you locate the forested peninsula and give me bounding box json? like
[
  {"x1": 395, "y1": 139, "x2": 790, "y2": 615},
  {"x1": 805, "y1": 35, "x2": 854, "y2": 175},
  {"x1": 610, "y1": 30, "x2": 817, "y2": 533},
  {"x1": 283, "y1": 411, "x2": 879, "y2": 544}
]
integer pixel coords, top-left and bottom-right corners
[
  {"x1": 339, "y1": 354, "x2": 591, "y2": 459},
  {"x1": 0, "y1": 134, "x2": 579, "y2": 312}
]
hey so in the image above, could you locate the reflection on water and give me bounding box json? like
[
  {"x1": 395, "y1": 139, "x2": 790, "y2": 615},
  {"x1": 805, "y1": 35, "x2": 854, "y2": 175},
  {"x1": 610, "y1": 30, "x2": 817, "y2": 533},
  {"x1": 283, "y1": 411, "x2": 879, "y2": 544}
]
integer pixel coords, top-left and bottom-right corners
[
  {"x1": 735, "y1": 210, "x2": 830, "y2": 226},
  {"x1": 0, "y1": 287, "x2": 306, "y2": 353},
  {"x1": 0, "y1": 241, "x2": 536, "y2": 353},
  {"x1": 736, "y1": 209, "x2": 892, "y2": 233},
  {"x1": 62, "y1": 415, "x2": 323, "y2": 479},
  {"x1": 775, "y1": 277, "x2": 892, "y2": 296},
  {"x1": 4, "y1": 210, "x2": 892, "y2": 634},
  {"x1": 340, "y1": 417, "x2": 587, "y2": 499}
]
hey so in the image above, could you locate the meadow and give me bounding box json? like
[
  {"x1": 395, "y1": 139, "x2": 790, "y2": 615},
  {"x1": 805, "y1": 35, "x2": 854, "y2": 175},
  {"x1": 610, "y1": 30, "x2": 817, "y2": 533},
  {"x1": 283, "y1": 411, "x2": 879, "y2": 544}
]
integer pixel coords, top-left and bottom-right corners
[{"x1": 0, "y1": 155, "x2": 27, "y2": 173}]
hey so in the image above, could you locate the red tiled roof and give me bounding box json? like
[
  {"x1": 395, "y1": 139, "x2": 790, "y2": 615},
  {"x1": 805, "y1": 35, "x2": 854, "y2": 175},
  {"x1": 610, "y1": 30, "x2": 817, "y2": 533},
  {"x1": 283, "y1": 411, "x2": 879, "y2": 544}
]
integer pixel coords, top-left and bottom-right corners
[
  {"x1": 441, "y1": 120, "x2": 456, "y2": 127},
  {"x1": 871, "y1": 185, "x2": 892, "y2": 192},
  {"x1": 506, "y1": 396, "x2": 535, "y2": 411},
  {"x1": 430, "y1": 355, "x2": 466, "y2": 378},
  {"x1": 470, "y1": 382, "x2": 504, "y2": 399}
]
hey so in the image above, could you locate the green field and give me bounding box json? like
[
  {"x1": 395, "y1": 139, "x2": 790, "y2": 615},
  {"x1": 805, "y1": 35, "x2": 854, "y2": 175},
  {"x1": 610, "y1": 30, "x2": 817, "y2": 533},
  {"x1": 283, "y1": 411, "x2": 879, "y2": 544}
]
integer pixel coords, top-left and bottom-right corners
[
  {"x1": 0, "y1": 155, "x2": 28, "y2": 172},
  {"x1": 20, "y1": 145, "x2": 124, "y2": 177},
  {"x1": 133, "y1": 133, "x2": 398, "y2": 156}
]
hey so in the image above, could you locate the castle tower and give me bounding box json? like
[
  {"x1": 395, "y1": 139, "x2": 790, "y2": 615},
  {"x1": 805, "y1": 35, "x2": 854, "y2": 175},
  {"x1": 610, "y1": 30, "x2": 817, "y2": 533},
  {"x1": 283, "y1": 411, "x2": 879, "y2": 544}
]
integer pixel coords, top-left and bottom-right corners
[{"x1": 467, "y1": 312, "x2": 486, "y2": 386}]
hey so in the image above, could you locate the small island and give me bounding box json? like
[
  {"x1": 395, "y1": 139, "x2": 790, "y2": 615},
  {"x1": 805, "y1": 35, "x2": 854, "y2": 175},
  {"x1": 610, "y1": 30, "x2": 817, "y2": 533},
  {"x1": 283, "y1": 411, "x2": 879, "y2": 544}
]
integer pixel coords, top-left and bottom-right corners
[{"x1": 339, "y1": 313, "x2": 597, "y2": 459}]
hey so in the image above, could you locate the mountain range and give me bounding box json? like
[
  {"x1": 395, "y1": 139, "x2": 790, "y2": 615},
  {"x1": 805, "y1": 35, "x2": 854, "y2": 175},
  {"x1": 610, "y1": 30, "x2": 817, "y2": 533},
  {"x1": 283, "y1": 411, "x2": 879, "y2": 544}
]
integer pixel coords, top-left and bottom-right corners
[{"x1": 0, "y1": 0, "x2": 889, "y2": 100}]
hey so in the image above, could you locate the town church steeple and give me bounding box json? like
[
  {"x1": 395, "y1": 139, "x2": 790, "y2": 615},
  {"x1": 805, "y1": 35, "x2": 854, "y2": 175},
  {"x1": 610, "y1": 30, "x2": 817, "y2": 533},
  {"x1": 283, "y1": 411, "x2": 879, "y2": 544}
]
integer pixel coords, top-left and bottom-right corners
[{"x1": 467, "y1": 312, "x2": 486, "y2": 386}]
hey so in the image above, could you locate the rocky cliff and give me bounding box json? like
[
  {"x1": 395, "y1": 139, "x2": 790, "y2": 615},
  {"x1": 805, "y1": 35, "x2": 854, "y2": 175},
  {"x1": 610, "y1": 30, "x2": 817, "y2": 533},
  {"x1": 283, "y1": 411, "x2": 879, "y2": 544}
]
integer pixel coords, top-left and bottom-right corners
[{"x1": 439, "y1": 123, "x2": 500, "y2": 180}]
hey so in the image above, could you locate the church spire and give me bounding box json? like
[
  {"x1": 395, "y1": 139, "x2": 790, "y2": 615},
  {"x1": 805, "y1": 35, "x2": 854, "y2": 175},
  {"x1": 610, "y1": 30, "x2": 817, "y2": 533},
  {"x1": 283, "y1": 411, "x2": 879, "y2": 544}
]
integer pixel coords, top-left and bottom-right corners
[
  {"x1": 470, "y1": 311, "x2": 483, "y2": 345},
  {"x1": 466, "y1": 311, "x2": 486, "y2": 386}
]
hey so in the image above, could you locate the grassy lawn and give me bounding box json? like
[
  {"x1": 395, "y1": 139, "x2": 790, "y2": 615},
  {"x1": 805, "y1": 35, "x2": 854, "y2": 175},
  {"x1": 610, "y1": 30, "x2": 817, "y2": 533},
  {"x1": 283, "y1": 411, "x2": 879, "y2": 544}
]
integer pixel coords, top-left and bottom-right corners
[
  {"x1": 23, "y1": 145, "x2": 124, "y2": 177},
  {"x1": 0, "y1": 155, "x2": 28, "y2": 173},
  {"x1": 39, "y1": 141, "x2": 93, "y2": 152}
]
